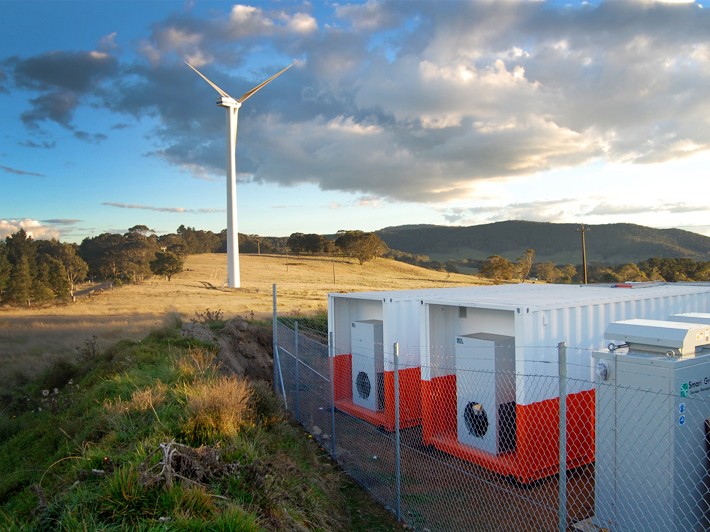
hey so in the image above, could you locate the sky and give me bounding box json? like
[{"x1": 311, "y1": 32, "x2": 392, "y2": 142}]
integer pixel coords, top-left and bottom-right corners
[{"x1": 1, "y1": 0, "x2": 710, "y2": 244}]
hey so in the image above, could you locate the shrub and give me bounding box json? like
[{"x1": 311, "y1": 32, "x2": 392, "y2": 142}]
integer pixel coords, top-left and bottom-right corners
[
  {"x1": 177, "y1": 347, "x2": 220, "y2": 381},
  {"x1": 99, "y1": 466, "x2": 153, "y2": 526},
  {"x1": 181, "y1": 375, "x2": 253, "y2": 444},
  {"x1": 37, "y1": 359, "x2": 78, "y2": 392},
  {"x1": 249, "y1": 380, "x2": 284, "y2": 428}
]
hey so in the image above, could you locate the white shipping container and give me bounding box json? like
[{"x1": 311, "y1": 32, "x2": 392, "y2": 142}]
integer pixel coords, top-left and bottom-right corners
[{"x1": 418, "y1": 283, "x2": 710, "y2": 405}]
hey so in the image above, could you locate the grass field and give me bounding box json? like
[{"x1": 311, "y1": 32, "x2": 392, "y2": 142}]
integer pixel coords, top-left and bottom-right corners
[{"x1": 0, "y1": 253, "x2": 487, "y2": 380}]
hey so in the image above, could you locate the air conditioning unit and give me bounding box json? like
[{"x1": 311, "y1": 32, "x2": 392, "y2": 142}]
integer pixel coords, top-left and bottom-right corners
[
  {"x1": 351, "y1": 320, "x2": 384, "y2": 411},
  {"x1": 455, "y1": 333, "x2": 516, "y2": 454}
]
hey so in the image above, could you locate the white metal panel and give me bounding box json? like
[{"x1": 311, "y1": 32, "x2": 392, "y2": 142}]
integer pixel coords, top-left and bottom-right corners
[
  {"x1": 329, "y1": 295, "x2": 383, "y2": 355},
  {"x1": 382, "y1": 299, "x2": 422, "y2": 370}
]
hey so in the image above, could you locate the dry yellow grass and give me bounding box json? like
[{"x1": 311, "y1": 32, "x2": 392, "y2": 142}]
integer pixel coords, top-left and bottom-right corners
[{"x1": 0, "y1": 253, "x2": 487, "y2": 379}]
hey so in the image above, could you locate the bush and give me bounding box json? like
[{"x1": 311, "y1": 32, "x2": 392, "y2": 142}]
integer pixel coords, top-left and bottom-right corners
[
  {"x1": 37, "y1": 359, "x2": 78, "y2": 391},
  {"x1": 249, "y1": 380, "x2": 284, "y2": 428},
  {"x1": 181, "y1": 375, "x2": 253, "y2": 444}
]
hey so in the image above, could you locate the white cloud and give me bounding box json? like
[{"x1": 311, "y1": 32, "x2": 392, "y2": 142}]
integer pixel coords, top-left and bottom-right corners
[
  {"x1": 0, "y1": 219, "x2": 60, "y2": 240},
  {"x1": 286, "y1": 12, "x2": 317, "y2": 34}
]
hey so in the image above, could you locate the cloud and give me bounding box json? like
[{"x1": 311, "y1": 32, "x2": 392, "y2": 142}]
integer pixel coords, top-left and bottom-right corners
[
  {"x1": 11, "y1": 50, "x2": 117, "y2": 93},
  {"x1": 0, "y1": 164, "x2": 44, "y2": 177},
  {"x1": 131, "y1": 1, "x2": 708, "y2": 205},
  {"x1": 442, "y1": 198, "x2": 575, "y2": 226},
  {"x1": 9, "y1": 48, "x2": 118, "y2": 135},
  {"x1": 73, "y1": 131, "x2": 108, "y2": 143},
  {"x1": 137, "y1": 4, "x2": 317, "y2": 66},
  {"x1": 18, "y1": 139, "x2": 56, "y2": 149},
  {"x1": 0, "y1": 219, "x2": 61, "y2": 240},
  {"x1": 0, "y1": 66, "x2": 7, "y2": 93},
  {"x1": 42, "y1": 219, "x2": 82, "y2": 225},
  {"x1": 99, "y1": 32, "x2": 118, "y2": 51},
  {"x1": 585, "y1": 202, "x2": 708, "y2": 216},
  {"x1": 9, "y1": 2, "x2": 709, "y2": 208},
  {"x1": 102, "y1": 202, "x2": 222, "y2": 214}
]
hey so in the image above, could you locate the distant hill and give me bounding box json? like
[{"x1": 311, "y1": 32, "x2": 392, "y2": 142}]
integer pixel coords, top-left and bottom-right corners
[{"x1": 376, "y1": 221, "x2": 710, "y2": 265}]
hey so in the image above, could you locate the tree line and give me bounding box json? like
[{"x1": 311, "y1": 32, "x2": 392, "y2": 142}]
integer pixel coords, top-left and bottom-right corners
[
  {"x1": 2, "y1": 226, "x2": 707, "y2": 307},
  {"x1": 286, "y1": 230, "x2": 388, "y2": 264},
  {"x1": 473, "y1": 250, "x2": 710, "y2": 283},
  {"x1": 0, "y1": 227, "x2": 390, "y2": 306},
  {"x1": 0, "y1": 224, "x2": 226, "y2": 306}
]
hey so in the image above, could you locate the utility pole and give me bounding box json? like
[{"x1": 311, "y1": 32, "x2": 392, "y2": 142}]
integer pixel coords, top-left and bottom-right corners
[{"x1": 577, "y1": 225, "x2": 589, "y2": 284}]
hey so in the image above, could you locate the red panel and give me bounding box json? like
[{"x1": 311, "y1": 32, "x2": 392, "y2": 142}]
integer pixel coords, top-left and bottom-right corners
[
  {"x1": 334, "y1": 398, "x2": 387, "y2": 428},
  {"x1": 422, "y1": 375, "x2": 458, "y2": 444},
  {"x1": 421, "y1": 379, "x2": 434, "y2": 444},
  {"x1": 424, "y1": 383, "x2": 596, "y2": 484},
  {"x1": 566, "y1": 389, "x2": 596, "y2": 466},
  {"x1": 383, "y1": 368, "x2": 422, "y2": 431},
  {"x1": 332, "y1": 354, "x2": 422, "y2": 431},
  {"x1": 515, "y1": 398, "x2": 560, "y2": 482},
  {"x1": 333, "y1": 354, "x2": 352, "y2": 401},
  {"x1": 514, "y1": 390, "x2": 596, "y2": 483}
]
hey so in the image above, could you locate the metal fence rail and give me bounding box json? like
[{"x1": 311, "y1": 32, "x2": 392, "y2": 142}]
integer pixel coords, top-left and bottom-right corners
[{"x1": 273, "y1": 313, "x2": 710, "y2": 531}]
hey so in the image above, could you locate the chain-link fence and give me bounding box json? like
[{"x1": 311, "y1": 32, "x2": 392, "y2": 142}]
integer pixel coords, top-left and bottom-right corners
[{"x1": 273, "y1": 314, "x2": 710, "y2": 531}]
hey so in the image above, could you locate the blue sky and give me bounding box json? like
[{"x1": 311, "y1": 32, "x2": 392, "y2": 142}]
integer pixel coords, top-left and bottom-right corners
[{"x1": 1, "y1": 0, "x2": 710, "y2": 243}]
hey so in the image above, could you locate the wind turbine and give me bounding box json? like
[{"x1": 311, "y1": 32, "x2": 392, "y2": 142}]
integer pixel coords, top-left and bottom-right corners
[{"x1": 186, "y1": 60, "x2": 293, "y2": 288}]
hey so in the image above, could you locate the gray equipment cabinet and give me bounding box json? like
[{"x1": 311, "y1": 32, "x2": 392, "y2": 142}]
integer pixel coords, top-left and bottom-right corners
[{"x1": 593, "y1": 319, "x2": 710, "y2": 531}]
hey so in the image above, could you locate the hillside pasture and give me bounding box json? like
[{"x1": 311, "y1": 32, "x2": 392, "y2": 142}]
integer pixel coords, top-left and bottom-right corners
[{"x1": 0, "y1": 253, "x2": 486, "y2": 380}]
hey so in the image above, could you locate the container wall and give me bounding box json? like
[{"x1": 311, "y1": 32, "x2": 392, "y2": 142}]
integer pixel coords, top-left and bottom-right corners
[
  {"x1": 424, "y1": 304, "x2": 515, "y2": 380},
  {"x1": 383, "y1": 299, "x2": 423, "y2": 369},
  {"x1": 329, "y1": 296, "x2": 383, "y2": 355},
  {"x1": 517, "y1": 292, "x2": 710, "y2": 404}
]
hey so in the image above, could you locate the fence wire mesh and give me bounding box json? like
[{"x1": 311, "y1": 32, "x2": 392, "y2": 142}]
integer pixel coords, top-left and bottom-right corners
[{"x1": 274, "y1": 317, "x2": 710, "y2": 531}]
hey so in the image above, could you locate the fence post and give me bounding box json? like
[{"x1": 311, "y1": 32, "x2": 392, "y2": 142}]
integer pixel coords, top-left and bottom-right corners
[
  {"x1": 558, "y1": 341, "x2": 568, "y2": 532},
  {"x1": 329, "y1": 332, "x2": 337, "y2": 458},
  {"x1": 394, "y1": 342, "x2": 402, "y2": 523},
  {"x1": 272, "y1": 284, "x2": 287, "y2": 409},
  {"x1": 272, "y1": 284, "x2": 278, "y2": 393},
  {"x1": 294, "y1": 320, "x2": 300, "y2": 423}
]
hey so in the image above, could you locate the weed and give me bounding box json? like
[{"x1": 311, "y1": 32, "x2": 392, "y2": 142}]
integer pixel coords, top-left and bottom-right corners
[
  {"x1": 104, "y1": 381, "x2": 167, "y2": 420},
  {"x1": 76, "y1": 335, "x2": 100, "y2": 361},
  {"x1": 130, "y1": 381, "x2": 168, "y2": 414},
  {"x1": 99, "y1": 465, "x2": 152, "y2": 526},
  {"x1": 210, "y1": 505, "x2": 262, "y2": 530},
  {"x1": 37, "y1": 359, "x2": 78, "y2": 393},
  {"x1": 192, "y1": 308, "x2": 225, "y2": 329},
  {"x1": 177, "y1": 347, "x2": 220, "y2": 381},
  {"x1": 249, "y1": 380, "x2": 285, "y2": 428},
  {"x1": 180, "y1": 375, "x2": 253, "y2": 444}
]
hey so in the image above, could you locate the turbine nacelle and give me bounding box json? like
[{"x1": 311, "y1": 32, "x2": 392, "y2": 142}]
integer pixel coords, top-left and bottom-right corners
[{"x1": 217, "y1": 96, "x2": 240, "y2": 109}]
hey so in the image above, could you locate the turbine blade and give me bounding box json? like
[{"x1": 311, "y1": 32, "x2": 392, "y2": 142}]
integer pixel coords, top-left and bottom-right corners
[
  {"x1": 185, "y1": 61, "x2": 233, "y2": 100},
  {"x1": 237, "y1": 63, "x2": 294, "y2": 104}
]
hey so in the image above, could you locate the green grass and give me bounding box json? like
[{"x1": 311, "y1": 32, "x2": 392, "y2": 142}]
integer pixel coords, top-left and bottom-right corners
[{"x1": 0, "y1": 321, "x2": 403, "y2": 530}]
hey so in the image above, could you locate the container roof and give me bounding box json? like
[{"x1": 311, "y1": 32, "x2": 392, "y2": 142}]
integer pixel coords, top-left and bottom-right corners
[{"x1": 329, "y1": 283, "x2": 710, "y2": 312}]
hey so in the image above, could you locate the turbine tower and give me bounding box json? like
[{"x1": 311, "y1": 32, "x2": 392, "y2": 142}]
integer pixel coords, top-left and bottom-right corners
[{"x1": 186, "y1": 60, "x2": 293, "y2": 288}]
